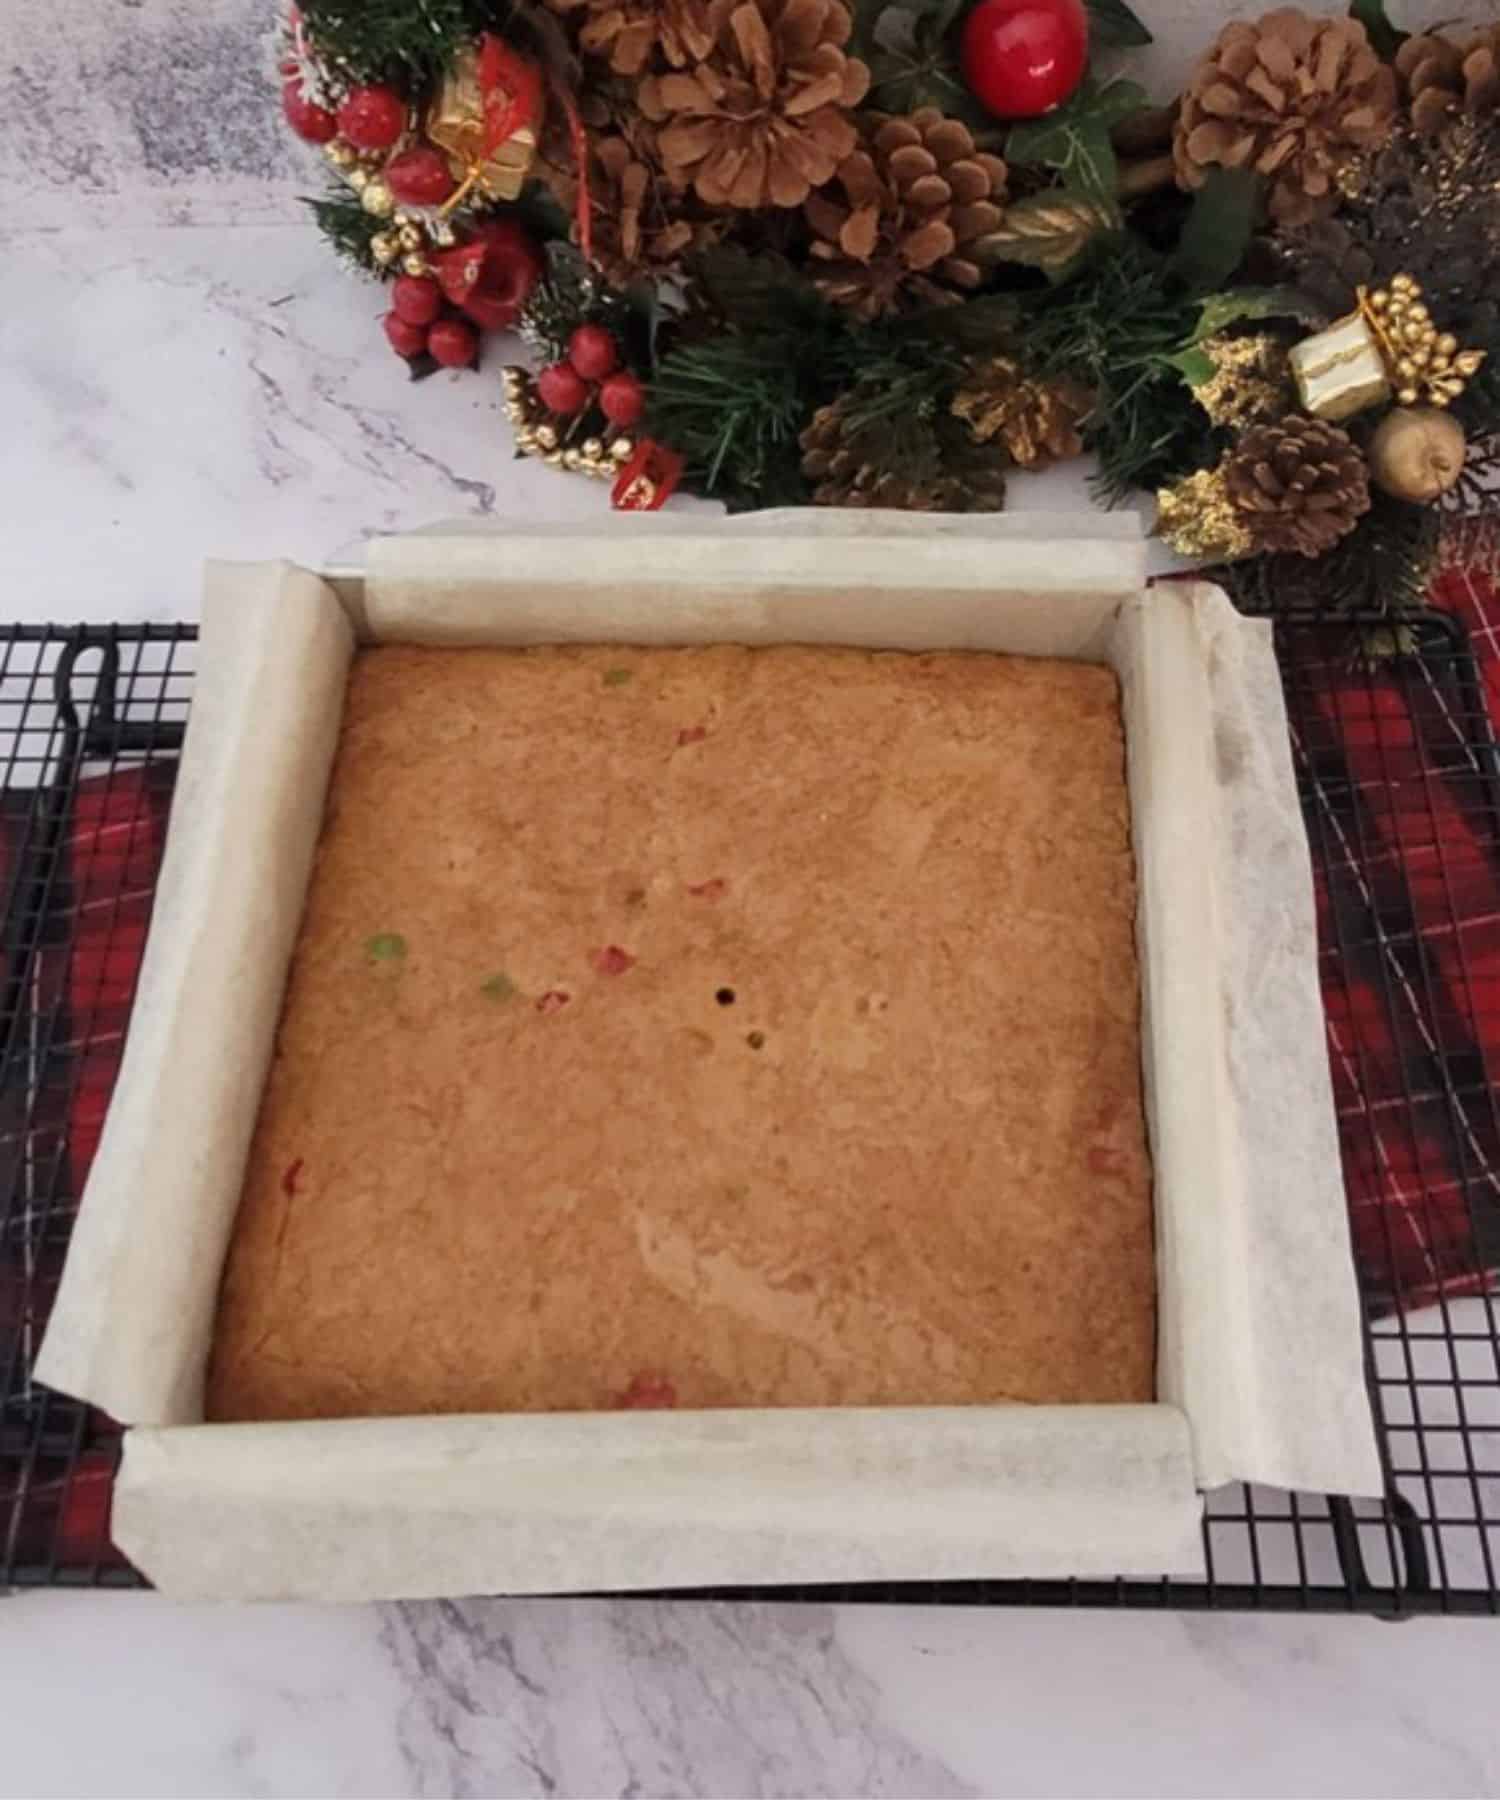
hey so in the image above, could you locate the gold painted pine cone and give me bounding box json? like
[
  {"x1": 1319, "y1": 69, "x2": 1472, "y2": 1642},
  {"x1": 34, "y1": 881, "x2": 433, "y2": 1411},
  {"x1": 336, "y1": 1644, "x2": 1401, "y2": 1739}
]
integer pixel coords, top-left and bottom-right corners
[{"x1": 1222, "y1": 416, "x2": 1372, "y2": 557}]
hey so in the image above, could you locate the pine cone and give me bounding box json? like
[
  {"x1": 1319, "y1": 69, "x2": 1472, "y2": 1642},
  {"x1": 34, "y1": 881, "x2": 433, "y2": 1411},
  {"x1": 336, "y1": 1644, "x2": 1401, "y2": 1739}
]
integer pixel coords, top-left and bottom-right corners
[
  {"x1": 590, "y1": 128, "x2": 727, "y2": 280},
  {"x1": 800, "y1": 397, "x2": 1007, "y2": 510},
  {"x1": 1223, "y1": 417, "x2": 1372, "y2": 557},
  {"x1": 803, "y1": 110, "x2": 1007, "y2": 320},
  {"x1": 638, "y1": 0, "x2": 870, "y2": 209},
  {"x1": 1396, "y1": 28, "x2": 1500, "y2": 135},
  {"x1": 951, "y1": 356, "x2": 1089, "y2": 468},
  {"x1": 1174, "y1": 7, "x2": 1397, "y2": 226},
  {"x1": 543, "y1": 0, "x2": 715, "y2": 75}
]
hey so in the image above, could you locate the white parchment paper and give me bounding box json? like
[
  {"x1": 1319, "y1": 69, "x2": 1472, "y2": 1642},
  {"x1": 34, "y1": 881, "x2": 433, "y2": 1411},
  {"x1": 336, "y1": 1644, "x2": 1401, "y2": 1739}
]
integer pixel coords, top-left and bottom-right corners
[{"x1": 38, "y1": 515, "x2": 1382, "y2": 1600}]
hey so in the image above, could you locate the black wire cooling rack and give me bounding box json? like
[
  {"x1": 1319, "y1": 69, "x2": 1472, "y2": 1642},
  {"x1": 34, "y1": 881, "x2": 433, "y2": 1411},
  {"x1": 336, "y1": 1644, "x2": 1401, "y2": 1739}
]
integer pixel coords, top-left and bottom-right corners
[{"x1": 2, "y1": 617, "x2": 1497, "y2": 1612}]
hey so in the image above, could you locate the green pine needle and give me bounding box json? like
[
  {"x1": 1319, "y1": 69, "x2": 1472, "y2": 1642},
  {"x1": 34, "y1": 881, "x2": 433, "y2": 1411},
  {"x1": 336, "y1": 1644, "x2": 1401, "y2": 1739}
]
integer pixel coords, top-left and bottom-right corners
[
  {"x1": 303, "y1": 192, "x2": 391, "y2": 280},
  {"x1": 298, "y1": 0, "x2": 492, "y2": 86}
]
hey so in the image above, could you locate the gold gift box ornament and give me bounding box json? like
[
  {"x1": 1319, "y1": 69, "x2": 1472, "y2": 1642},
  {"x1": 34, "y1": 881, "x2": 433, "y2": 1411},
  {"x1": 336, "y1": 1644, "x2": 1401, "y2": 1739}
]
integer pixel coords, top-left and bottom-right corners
[
  {"x1": 1290, "y1": 274, "x2": 1486, "y2": 423},
  {"x1": 428, "y1": 37, "x2": 542, "y2": 208}
]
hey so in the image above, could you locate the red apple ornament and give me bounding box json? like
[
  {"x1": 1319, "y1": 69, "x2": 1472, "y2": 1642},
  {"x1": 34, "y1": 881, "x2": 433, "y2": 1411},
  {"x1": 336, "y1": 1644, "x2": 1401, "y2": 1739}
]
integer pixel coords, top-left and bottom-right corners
[
  {"x1": 959, "y1": 0, "x2": 1088, "y2": 120},
  {"x1": 429, "y1": 317, "x2": 479, "y2": 368},
  {"x1": 386, "y1": 145, "x2": 456, "y2": 206},
  {"x1": 282, "y1": 77, "x2": 338, "y2": 143},
  {"x1": 431, "y1": 217, "x2": 543, "y2": 331},
  {"x1": 337, "y1": 83, "x2": 408, "y2": 150}
]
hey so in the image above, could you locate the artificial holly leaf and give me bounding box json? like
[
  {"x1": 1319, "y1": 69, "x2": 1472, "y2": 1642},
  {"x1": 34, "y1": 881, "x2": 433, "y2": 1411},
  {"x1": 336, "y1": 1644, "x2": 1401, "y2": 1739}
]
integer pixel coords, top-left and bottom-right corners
[
  {"x1": 859, "y1": 0, "x2": 997, "y2": 132},
  {"x1": 973, "y1": 192, "x2": 1118, "y2": 280},
  {"x1": 1190, "y1": 286, "x2": 1312, "y2": 342},
  {"x1": 1006, "y1": 79, "x2": 1150, "y2": 205},
  {"x1": 1163, "y1": 345, "x2": 1218, "y2": 387},
  {"x1": 1349, "y1": 0, "x2": 1406, "y2": 61},
  {"x1": 1085, "y1": 0, "x2": 1153, "y2": 48},
  {"x1": 1171, "y1": 168, "x2": 1261, "y2": 294}
]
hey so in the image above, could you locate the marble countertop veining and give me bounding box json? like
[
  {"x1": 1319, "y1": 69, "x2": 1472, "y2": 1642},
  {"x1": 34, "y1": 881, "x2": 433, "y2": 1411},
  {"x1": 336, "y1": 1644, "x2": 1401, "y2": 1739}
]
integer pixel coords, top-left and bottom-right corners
[{"x1": 5, "y1": 3, "x2": 1500, "y2": 1796}]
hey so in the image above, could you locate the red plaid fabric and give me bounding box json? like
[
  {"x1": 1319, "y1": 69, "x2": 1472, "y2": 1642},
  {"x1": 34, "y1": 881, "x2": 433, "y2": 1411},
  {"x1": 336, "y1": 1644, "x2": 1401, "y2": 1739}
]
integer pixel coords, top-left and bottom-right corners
[
  {"x1": 1, "y1": 763, "x2": 174, "y2": 1572},
  {"x1": 1278, "y1": 536, "x2": 1500, "y2": 1312}
]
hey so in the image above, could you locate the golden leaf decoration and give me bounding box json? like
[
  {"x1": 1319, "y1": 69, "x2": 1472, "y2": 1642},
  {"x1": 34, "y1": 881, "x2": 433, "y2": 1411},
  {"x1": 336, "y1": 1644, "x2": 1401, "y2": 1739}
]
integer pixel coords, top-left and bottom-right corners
[{"x1": 971, "y1": 194, "x2": 1116, "y2": 279}]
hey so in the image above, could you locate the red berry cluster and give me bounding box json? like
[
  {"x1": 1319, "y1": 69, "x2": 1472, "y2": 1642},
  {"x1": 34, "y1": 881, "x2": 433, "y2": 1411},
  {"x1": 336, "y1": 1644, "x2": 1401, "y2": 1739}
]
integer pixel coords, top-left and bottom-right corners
[
  {"x1": 383, "y1": 276, "x2": 479, "y2": 369},
  {"x1": 537, "y1": 327, "x2": 645, "y2": 429}
]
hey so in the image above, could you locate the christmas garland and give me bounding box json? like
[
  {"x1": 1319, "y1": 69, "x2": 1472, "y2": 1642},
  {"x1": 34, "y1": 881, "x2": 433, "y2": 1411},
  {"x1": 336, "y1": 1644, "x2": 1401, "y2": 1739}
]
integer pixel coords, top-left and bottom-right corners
[{"x1": 280, "y1": 0, "x2": 1500, "y2": 604}]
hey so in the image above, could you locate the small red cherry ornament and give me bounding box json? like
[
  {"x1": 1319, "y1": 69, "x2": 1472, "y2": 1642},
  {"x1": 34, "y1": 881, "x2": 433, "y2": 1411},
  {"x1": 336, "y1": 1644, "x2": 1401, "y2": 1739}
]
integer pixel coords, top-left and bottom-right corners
[
  {"x1": 385, "y1": 146, "x2": 456, "y2": 206},
  {"x1": 959, "y1": 0, "x2": 1089, "y2": 120},
  {"x1": 599, "y1": 370, "x2": 645, "y2": 428},
  {"x1": 568, "y1": 324, "x2": 620, "y2": 381},
  {"x1": 391, "y1": 275, "x2": 444, "y2": 326},
  {"x1": 537, "y1": 362, "x2": 591, "y2": 415},
  {"x1": 281, "y1": 78, "x2": 338, "y2": 143},
  {"x1": 337, "y1": 83, "x2": 408, "y2": 150},
  {"x1": 384, "y1": 312, "x2": 430, "y2": 359},
  {"x1": 428, "y1": 317, "x2": 480, "y2": 368}
]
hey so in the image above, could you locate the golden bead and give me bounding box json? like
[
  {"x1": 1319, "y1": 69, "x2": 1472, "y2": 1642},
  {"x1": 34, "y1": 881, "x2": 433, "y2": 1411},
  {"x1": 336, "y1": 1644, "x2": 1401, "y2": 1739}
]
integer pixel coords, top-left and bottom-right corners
[
  {"x1": 536, "y1": 425, "x2": 558, "y2": 450},
  {"x1": 1437, "y1": 332, "x2": 1459, "y2": 357},
  {"x1": 1431, "y1": 390, "x2": 1452, "y2": 407},
  {"x1": 361, "y1": 181, "x2": 394, "y2": 217},
  {"x1": 1370, "y1": 289, "x2": 1390, "y2": 311},
  {"x1": 610, "y1": 437, "x2": 633, "y2": 461},
  {"x1": 1396, "y1": 357, "x2": 1418, "y2": 381},
  {"x1": 1411, "y1": 344, "x2": 1432, "y2": 367},
  {"x1": 431, "y1": 218, "x2": 457, "y2": 247},
  {"x1": 347, "y1": 166, "x2": 369, "y2": 191},
  {"x1": 1398, "y1": 386, "x2": 1420, "y2": 405},
  {"x1": 517, "y1": 429, "x2": 537, "y2": 450},
  {"x1": 563, "y1": 449, "x2": 583, "y2": 471},
  {"x1": 1409, "y1": 302, "x2": 1430, "y2": 324},
  {"x1": 1431, "y1": 354, "x2": 1451, "y2": 374},
  {"x1": 401, "y1": 253, "x2": 428, "y2": 277},
  {"x1": 1392, "y1": 273, "x2": 1417, "y2": 294},
  {"x1": 1455, "y1": 350, "x2": 1486, "y2": 376},
  {"x1": 1388, "y1": 300, "x2": 1409, "y2": 323},
  {"x1": 392, "y1": 210, "x2": 413, "y2": 228},
  {"x1": 502, "y1": 368, "x2": 523, "y2": 394},
  {"x1": 326, "y1": 141, "x2": 355, "y2": 168},
  {"x1": 582, "y1": 437, "x2": 604, "y2": 459},
  {"x1": 370, "y1": 232, "x2": 397, "y2": 264},
  {"x1": 544, "y1": 450, "x2": 563, "y2": 467}
]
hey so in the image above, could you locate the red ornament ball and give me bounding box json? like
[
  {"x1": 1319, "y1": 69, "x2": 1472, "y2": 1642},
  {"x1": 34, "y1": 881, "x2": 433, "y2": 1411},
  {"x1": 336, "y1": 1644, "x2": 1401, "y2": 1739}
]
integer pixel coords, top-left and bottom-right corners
[
  {"x1": 537, "y1": 362, "x2": 591, "y2": 415},
  {"x1": 337, "y1": 83, "x2": 408, "y2": 151},
  {"x1": 383, "y1": 312, "x2": 429, "y2": 359},
  {"x1": 959, "y1": 0, "x2": 1088, "y2": 120},
  {"x1": 391, "y1": 275, "x2": 443, "y2": 326},
  {"x1": 428, "y1": 317, "x2": 479, "y2": 368},
  {"x1": 281, "y1": 78, "x2": 338, "y2": 144},
  {"x1": 386, "y1": 146, "x2": 456, "y2": 206},
  {"x1": 599, "y1": 370, "x2": 645, "y2": 428},
  {"x1": 568, "y1": 324, "x2": 620, "y2": 382}
]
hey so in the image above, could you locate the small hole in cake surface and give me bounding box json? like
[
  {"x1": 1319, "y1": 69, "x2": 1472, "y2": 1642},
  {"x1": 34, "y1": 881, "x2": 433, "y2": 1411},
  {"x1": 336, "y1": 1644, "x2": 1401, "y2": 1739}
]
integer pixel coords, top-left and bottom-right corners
[
  {"x1": 715, "y1": 987, "x2": 735, "y2": 1006},
  {"x1": 746, "y1": 1031, "x2": 766, "y2": 1050}
]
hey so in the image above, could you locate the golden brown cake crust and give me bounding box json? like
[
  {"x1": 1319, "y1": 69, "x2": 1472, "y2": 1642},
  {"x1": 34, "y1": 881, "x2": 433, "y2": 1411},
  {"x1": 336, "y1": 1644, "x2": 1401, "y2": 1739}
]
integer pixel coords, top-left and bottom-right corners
[{"x1": 207, "y1": 643, "x2": 1154, "y2": 1421}]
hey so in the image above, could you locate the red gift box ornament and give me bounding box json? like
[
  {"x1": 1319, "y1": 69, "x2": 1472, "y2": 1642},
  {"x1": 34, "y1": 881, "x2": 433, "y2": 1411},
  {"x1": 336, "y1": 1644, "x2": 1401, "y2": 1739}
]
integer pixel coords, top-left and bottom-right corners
[{"x1": 611, "y1": 440, "x2": 683, "y2": 513}]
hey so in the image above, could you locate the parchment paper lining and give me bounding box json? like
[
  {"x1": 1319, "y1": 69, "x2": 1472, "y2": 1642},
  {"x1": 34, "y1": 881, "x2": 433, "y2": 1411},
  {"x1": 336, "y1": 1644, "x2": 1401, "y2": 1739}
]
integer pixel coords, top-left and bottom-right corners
[{"x1": 37, "y1": 515, "x2": 1380, "y2": 1601}]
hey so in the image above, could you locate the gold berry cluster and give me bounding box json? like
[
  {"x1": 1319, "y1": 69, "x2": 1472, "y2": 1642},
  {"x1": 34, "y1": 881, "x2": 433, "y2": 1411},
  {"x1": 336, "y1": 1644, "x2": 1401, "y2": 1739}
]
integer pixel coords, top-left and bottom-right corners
[
  {"x1": 322, "y1": 140, "x2": 454, "y2": 277},
  {"x1": 1362, "y1": 274, "x2": 1486, "y2": 407},
  {"x1": 501, "y1": 368, "x2": 637, "y2": 479}
]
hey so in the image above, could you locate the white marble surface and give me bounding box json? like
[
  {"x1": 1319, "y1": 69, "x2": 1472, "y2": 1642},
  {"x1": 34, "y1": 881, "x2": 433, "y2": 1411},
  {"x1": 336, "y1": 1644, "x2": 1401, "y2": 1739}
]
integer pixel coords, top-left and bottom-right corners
[{"x1": 6, "y1": 2, "x2": 1500, "y2": 1795}]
